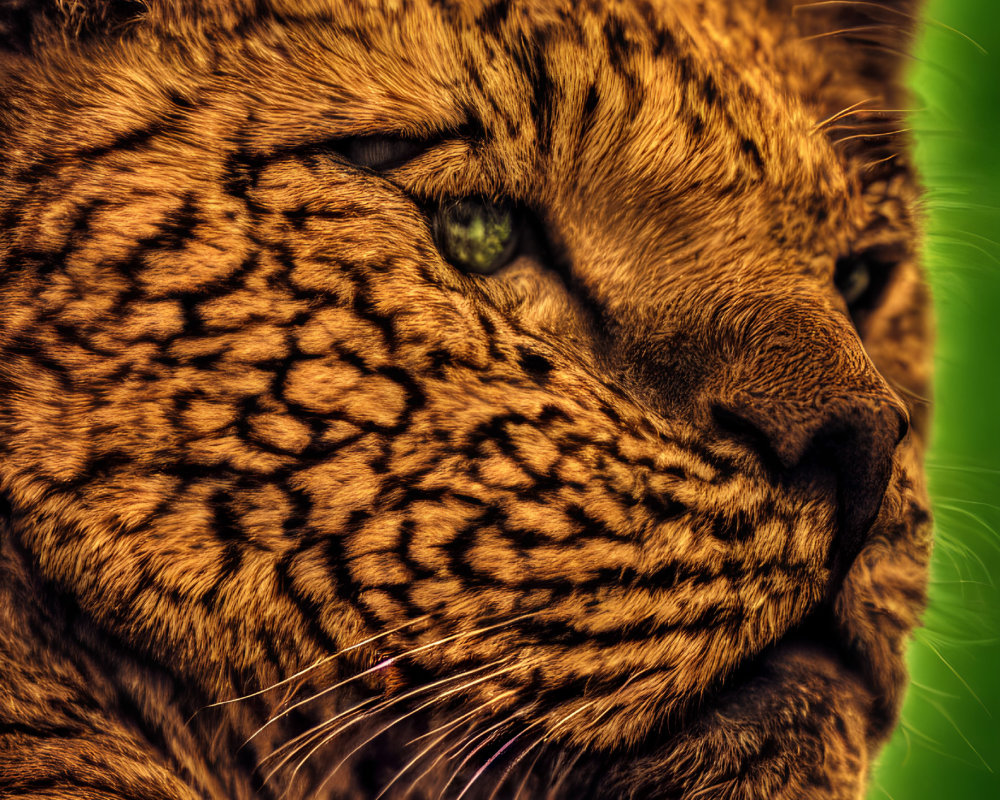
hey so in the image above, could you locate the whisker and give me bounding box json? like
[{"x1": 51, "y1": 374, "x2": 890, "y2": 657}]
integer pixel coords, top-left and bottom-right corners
[
  {"x1": 543, "y1": 699, "x2": 601, "y2": 741},
  {"x1": 917, "y1": 695, "x2": 994, "y2": 772},
  {"x1": 863, "y1": 153, "x2": 899, "y2": 171},
  {"x1": 800, "y1": 24, "x2": 901, "y2": 43},
  {"x1": 454, "y1": 728, "x2": 529, "y2": 800},
  {"x1": 307, "y1": 661, "x2": 524, "y2": 799},
  {"x1": 258, "y1": 695, "x2": 379, "y2": 770},
  {"x1": 375, "y1": 690, "x2": 519, "y2": 800},
  {"x1": 482, "y1": 700, "x2": 600, "y2": 800},
  {"x1": 885, "y1": 376, "x2": 931, "y2": 406},
  {"x1": 407, "y1": 691, "x2": 517, "y2": 747},
  {"x1": 793, "y1": 0, "x2": 987, "y2": 54},
  {"x1": 439, "y1": 732, "x2": 503, "y2": 799},
  {"x1": 401, "y1": 718, "x2": 481, "y2": 798},
  {"x1": 813, "y1": 97, "x2": 879, "y2": 131},
  {"x1": 485, "y1": 733, "x2": 540, "y2": 800},
  {"x1": 202, "y1": 615, "x2": 428, "y2": 714},
  {"x1": 510, "y1": 741, "x2": 549, "y2": 800},
  {"x1": 489, "y1": 671, "x2": 650, "y2": 800},
  {"x1": 247, "y1": 611, "x2": 536, "y2": 746},
  {"x1": 793, "y1": 0, "x2": 916, "y2": 19},
  {"x1": 926, "y1": 462, "x2": 1000, "y2": 477},
  {"x1": 264, "y1": 660, "x2": 508, "y2": 790},
  {"x1": 436, "y1": 710, "x2": 532, "y2": 800},
  {"x1": 402, "y1": 704, "x2": 537, "y2": 798},
  {"x1": 378, "y1": 725, "x2": 462, "y2": 800},
  {"x1": 823, "y1": 117, "x2": 904, "y2": 133},
  {"x1": 546, "y1": 747, "x2": 586, "y2": 799},
  {"x1": 246, "y1": 658, "x2": 396, "y2": 750},
  {"x1": 518, "y1": 668, "x2": 653, "y2": 799},
  {"x1": 832, "y1": 127, "x2": 911, "y2": 146}
]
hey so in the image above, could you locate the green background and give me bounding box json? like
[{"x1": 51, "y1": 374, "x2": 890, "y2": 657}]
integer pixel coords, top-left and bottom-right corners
[{"x1": 869, "y1": 1, "x2": 1000, "y2": 798}]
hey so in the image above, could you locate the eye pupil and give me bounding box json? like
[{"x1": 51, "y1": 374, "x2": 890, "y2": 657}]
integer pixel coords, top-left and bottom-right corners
[{"x1": 434, "y1": 199, "x2": 517, "y2": 274}]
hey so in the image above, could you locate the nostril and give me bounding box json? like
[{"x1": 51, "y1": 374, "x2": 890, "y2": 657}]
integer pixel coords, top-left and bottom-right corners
[
  {"x1": 711, "y1": 396, "x2": 855, "y2": 473},
  {"x1": 710, "y1": 402, "x2": 790, "y2": 472}
]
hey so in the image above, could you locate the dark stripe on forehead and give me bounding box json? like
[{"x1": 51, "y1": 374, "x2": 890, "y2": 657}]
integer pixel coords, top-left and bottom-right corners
[
  {"x1": 506, "y1": 27, "x2": 556, "y2": 156},
  {"x1": 602, "y1": 14, "x2": 640, "y2": 90},
  {"x1": 477, "y1": 0, "x2": 513, "y2": 32}
]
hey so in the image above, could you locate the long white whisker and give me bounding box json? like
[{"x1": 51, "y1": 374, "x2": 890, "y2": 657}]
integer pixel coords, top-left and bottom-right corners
[
  {"x1": 407, "y1": 690, "x2": 521, "y2": 748},
  {"x1": 438, "y1": 706, "x2": 528, "y2": 800},
  {"x1": 491, "y1": 671, "x2": 647, "y2": 800},
  {"x1": 542, "y1": 700, "x2": 600, "y2": 743},
  {"x1": 491, "y1": 698, "x2": 605, "y2": 800},
  {"x1": 375, "y1": 690, "x2": 518, "y2": 800},
  {"x1": 489, "y1": 669, "x2": 651, "y2": 799},
  {"x1": 379, "y1": 726, "x2": 461, "y2": 800},
  {"x1": 812, "y1": 97, "x2": 879, "y2": 131},
  {"x1": 454, "y1": 727, "x2": 529, "y2": 800},
  {"x1": 306, "y1": 661, "x2": 523, "y2": 799},
  {"x1": 248, "y1": 611, "x2": 536, "y2": 745},
  {"x1": 510, "y1": 738, "x2": 550, "y2": 800},
  {"x1": 800, "y1": 24, "x2": 899, "y2": 44},
  {"x1": 833, "y1": 127, "x2": 911, "y2": 145},
  {"x1": 431, "y1": 706, "x2": 538, "y2": 800},
  {"x1": 259, "y1": 694, "x2": 379, "y2": 769},
  {"x1": 247, "y1": 656, "x2": 398, "y2": 748},
  {"x1": 263, "y1": 705, "x2": 374, "y2": 791},
  {"x1": 546, "y1": 747, "x2": 586, "y2": 799},
  {"x1": 402, "y1": 718, "x2": 481, "y2": 798},
  {"x1": 793, "y1": 0, "x2": 988, "y2": 54},
  {"x1": 793, "y1": 0, "x2": 914, "y2": 18},
  {"x1": 863, "y1": 153, "x2": 900, "y2": 171},
  {"x1": 204, "y1": 615, "x2": 428, "y2": 712},
  {"x1": 264, "y1": 660, "x2": 507, "y2": 789},
  {"x1": 403, "y1": 703, "x2": 540, "y2": 797}
]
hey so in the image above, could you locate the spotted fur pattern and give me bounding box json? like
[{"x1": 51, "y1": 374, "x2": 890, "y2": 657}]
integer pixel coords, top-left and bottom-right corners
[{"x1": 0, "y1": 1, "x2": 932, "y2": 798}]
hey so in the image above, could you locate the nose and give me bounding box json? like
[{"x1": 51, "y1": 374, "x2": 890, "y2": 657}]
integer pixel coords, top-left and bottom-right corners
[{"x1": 707, "y1": 308, "x2": 909, "y2": 568}]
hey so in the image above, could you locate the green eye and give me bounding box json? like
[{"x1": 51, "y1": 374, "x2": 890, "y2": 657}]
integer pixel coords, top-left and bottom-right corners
[{"x1": 433, "y1": 199, "x2": 518, "y2": 274}]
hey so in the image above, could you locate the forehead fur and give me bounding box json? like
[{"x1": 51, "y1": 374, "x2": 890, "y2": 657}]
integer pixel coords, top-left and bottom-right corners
[{"x1": 0, "y1": 0, "x2": 913, "y2": 238}]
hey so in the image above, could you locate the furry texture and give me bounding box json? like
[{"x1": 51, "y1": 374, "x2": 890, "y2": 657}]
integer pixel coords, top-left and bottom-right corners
[{"x1": 0, "y1": 1, "x2": 932, "y2": 798}]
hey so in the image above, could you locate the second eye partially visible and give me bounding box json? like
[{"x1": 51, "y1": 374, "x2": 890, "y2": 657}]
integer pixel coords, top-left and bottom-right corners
[{"x1": 834, "y1": 247, "x2": 898, "y2": 320}]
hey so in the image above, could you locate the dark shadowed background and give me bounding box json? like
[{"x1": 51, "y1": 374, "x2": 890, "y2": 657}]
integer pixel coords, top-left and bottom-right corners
[{"x1": 869, "y1": 1, "x2": 1000, "y2": 797}]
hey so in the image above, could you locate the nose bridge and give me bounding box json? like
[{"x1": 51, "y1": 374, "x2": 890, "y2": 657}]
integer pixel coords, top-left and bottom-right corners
[{"x1": 717, "y1": 295, "x2": 909, "y2": 463}]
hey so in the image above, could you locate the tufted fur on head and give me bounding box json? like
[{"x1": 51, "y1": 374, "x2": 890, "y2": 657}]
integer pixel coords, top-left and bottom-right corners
[{"x1": 0, "y1": 1, "x2": 931, "y2": 799}]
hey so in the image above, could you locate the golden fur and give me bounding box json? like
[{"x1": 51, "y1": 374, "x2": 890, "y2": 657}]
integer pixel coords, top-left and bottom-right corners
[{"x1": 0, "y1": 1, "x2": 932, "y2": 798}]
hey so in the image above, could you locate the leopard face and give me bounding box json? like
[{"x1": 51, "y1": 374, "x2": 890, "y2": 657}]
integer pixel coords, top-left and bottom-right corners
[{"x1": 0, "y1": 1, "x2": 932, "y2": 798}]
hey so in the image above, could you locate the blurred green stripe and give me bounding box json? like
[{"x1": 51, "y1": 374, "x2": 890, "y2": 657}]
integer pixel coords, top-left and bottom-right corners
[{"x1": 870, "y1": 2, "x2": 1000, "y2": 798}]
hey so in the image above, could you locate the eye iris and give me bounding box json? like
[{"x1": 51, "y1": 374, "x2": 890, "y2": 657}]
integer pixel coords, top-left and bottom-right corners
[{"x1": 436, "y1": 199, "x2": 515, "y2": 274}]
